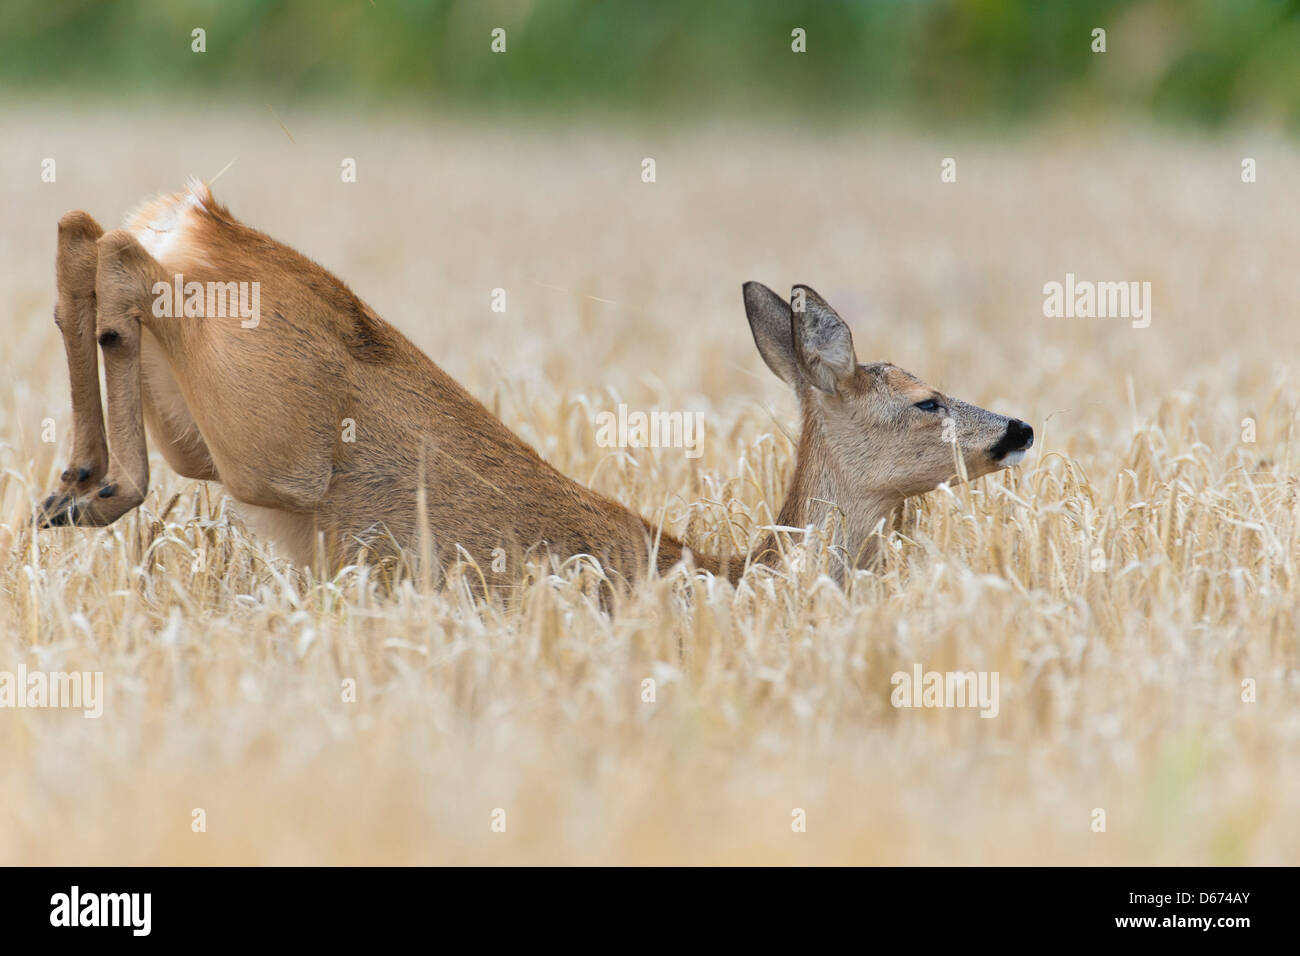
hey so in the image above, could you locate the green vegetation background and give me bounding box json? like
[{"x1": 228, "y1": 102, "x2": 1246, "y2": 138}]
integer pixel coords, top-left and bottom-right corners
[{"x1": 6, "y1": 0, "x2": 1300, "y2": 126}]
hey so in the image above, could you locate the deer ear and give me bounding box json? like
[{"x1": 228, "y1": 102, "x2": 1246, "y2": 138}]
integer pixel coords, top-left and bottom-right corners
[
  {"x1": 742, "y1": 281, "x2": 801, "y2": 388},
  {"x1": 791, "y1": 284, "x2": 857, "y2": 394}
]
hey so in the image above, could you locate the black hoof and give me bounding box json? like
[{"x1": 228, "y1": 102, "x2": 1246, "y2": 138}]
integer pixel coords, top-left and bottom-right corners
[
  {"x1": 37, "y1": 493, "x2": 81, "y2": 528},
  {"x1": 59, "y1": 466, "x2": 93, "y2": 484},
  {"x1": 45, "y1": 505, "x2": 73, "y2": 527}
]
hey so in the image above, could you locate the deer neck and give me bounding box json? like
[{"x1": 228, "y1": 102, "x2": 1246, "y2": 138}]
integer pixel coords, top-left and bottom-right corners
[
  {"x1": 650, "y1": 406, "x2": 901, "y2": 582},
  {"x1": 768, "y1": 406, "x2": 902, "y2": 571}
]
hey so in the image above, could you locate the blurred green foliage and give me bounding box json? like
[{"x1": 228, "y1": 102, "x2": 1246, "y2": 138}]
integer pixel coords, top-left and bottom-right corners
[{"x1": 5, "y1": 0, "x2": 1300, "y2": 126}]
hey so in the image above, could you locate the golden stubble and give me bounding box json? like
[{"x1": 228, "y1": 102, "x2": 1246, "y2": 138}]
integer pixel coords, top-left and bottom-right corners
[{"x1": 0, "y1": 109, "x2": 1297, "y2": 864}]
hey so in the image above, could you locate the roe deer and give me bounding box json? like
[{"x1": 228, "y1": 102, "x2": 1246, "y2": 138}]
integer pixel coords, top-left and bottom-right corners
[{"x1": 36, "y1": 181, "x2": 1033, "y2": 585}]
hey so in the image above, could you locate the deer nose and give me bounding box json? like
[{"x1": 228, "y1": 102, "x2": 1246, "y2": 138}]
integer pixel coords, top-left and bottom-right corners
[
  {"x1": 990, "y1": 418, "x2": 1034, "y2": 461},
  {"x1": 1006, "y1": 419, "x2": 1033, "y2": 450}
]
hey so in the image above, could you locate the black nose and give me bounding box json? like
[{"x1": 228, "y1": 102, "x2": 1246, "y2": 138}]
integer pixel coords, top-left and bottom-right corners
[
  {"x1": 990, "y1": 419, "x2": 1034, "y2": 459},
  {"x1": 1007, "y1": 419, "x2": 1033, "y2": 450}
]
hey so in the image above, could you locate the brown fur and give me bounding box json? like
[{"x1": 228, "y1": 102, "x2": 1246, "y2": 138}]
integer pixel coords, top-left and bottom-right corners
[{"x1": 37, "y1": 184, "x2": 1032, "y2": 588}]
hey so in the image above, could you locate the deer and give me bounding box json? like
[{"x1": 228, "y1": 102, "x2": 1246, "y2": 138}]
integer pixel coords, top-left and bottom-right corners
[{"x1": 36, "y1": 181, "x2": 1033, "y2": 588}]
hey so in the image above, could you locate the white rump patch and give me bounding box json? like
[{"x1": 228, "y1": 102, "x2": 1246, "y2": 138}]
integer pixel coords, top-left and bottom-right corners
[{"x1": 126, "y1": 178, "x2": 214, "y2": 265}]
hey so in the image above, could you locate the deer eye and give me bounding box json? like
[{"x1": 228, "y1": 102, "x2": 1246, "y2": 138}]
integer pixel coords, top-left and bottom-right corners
[{"x1": 914, "y1": 399, "x2": 941, "y2": 412}]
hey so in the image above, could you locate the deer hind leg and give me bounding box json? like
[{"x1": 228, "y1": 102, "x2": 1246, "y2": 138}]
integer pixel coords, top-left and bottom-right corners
[
  {"x1": 39, "y1": 213, "x2": 109, "y2": 521},
  {"x1": 40, "y1": 229, "x2": 163, "y2": 526}
]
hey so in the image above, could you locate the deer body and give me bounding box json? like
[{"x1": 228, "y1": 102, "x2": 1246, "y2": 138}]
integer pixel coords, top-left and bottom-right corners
[{"x1": 39, "y1": 183, "x2": 1033, "y2": 585}]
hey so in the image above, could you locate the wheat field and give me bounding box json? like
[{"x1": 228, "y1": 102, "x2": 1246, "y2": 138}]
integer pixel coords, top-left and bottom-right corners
[{"x1": 1, "y1": 105, "x2": 1297, "y2": 864}]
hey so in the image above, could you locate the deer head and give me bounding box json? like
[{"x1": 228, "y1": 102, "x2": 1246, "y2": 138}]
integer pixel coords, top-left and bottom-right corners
[{"x1": 744, "y1": 281, "x2": 1033, "y2": 571}]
